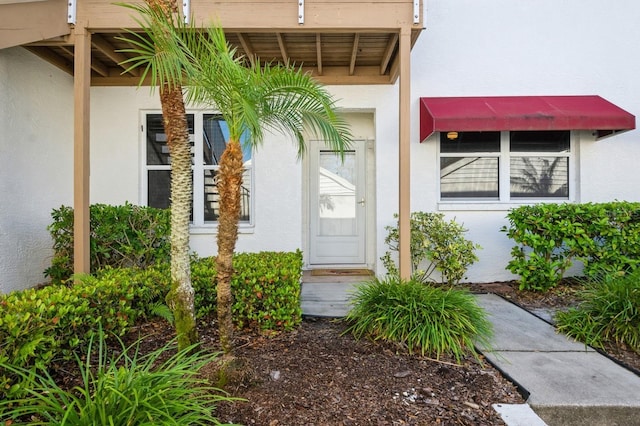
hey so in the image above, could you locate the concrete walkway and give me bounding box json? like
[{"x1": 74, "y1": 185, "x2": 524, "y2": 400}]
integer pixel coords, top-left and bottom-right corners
[
  {"x1": 300, "y1": 281, "x2": 640, "y2": 426},
  {"x1": 476, "y1": 293, "x2": 640, "y2": 426}
]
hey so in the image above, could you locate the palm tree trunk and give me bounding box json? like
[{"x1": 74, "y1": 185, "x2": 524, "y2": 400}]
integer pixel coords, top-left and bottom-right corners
[
  {"x1": 216, "y1": 139, "x2": 244, "y2": 355},
  {"x1": 144, "y1": 0, "x2": 198, "y2": 351},
  {"x1": 160, "y1": 84, "x2": 198, "y2": 350}
]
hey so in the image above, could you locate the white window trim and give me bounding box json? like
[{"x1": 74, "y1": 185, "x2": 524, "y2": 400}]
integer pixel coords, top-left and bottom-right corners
[
  {"x1": 140, "y1": 110, "x2": 255, "y2": 234},
  {"x1": 437, "y1": 130, "x2": 577, "y2": 211}
]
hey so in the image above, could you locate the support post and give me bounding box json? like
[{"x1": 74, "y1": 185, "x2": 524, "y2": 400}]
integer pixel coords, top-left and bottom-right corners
[
  {"x1": 398, "y1": 27, "x2": 411, "y2": 280},
  {"x1": 73, "y1": 25, "x2": 91, "y2": 278}
]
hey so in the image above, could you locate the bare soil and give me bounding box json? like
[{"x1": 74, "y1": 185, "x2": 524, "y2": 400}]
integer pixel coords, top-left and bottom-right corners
[{"x1": 52, "y1": 280, "x2": 639, "y2": 426}]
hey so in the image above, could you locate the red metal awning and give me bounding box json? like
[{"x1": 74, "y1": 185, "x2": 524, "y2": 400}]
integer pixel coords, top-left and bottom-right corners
[{"x1": 420, "y1": 95, "x2": 636, "y2": 141}]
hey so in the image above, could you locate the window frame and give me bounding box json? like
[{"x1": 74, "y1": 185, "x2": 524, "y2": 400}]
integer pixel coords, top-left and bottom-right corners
[
  {"x1": 140, "y1": 110, "x2": 255, "y2": 232},
  {"x1": 437, "y1": 130, "x2": 576, "y2": 210}
]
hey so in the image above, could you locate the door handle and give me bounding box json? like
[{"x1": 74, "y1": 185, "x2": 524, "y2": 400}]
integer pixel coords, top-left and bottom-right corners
[{"x1": 357, "y1": 197, "x2": 365, "y2": 206}]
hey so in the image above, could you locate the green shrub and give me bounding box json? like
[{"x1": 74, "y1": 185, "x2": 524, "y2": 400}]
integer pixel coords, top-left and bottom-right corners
[
  {"x1": 1, "y1": 251, "x2": 301, "y2": 398},
  {"x1": 45, "y1": 203, "x2": 171, "y2": 283},
  {"x1": 381, "y1": 212, "x2": 480, "y2": 285},
  {"x1": 555, "y1": 270, "x2": 640, "y2": 353},
  {"x1": 191, "y1": 251, "x2": 303, "y2": 331},
  {"x1": 344, "y1": 276, "x2": 492, "y2": 362},
  {"x1": 0, "y1": 266, "x2": 169, "y2": 398},
  {"x1": 0, "y1": 333, "x2": 234, "y2": 425},
  {"x1": 502, "y1": 201, "x2": 640, "y2": 291}
]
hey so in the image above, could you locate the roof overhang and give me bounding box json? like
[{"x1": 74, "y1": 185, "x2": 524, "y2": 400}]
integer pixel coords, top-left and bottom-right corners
[{"x1": 420, "y1": 95, "x2": 636, "y2": 141}]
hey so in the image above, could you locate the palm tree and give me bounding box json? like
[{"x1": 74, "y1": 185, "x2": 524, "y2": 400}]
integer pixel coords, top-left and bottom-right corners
[
  {"x1": 184, "y1": 26, "x2": 352, "y2": 355},
  {"x1": 119, "y1": 0, "x2": 198, "y2": 350},
  {"x1": 121, "y1": 4, "x2": 352, "y2": 355}
]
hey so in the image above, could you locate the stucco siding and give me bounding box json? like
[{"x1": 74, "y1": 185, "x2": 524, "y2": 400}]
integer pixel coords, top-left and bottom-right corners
[
  {"x1": 0, "y1": 48, "x2": 73, "y2": 293},
  {"x1": 3, "y1": 0, "x2": 640, "y2": 290}
]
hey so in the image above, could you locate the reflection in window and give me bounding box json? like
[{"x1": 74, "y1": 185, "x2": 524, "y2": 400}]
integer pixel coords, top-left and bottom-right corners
[
  {"x1": 440, "y1": 157, "x2": 499, "y2": 198},
  {"x1": 145, "y1": 113, "x2": 252, "y2": 225},
  {"x1": 439, "y1": 130, "x2": 571, "y2": 201}
]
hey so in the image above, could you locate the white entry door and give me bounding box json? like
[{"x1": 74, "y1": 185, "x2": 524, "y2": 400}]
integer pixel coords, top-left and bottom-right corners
[{"x1": 309, "y1": 140, "x2": 367, "y2": 265}]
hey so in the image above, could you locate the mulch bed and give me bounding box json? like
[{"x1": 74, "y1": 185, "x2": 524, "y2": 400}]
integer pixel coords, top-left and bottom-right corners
[{"x1": 47, "y1": 280, "x2": 639, "y2": 425}]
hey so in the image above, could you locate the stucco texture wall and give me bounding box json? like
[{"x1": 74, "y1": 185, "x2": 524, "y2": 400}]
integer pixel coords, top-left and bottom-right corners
[
  {"x1": 409, "y1": 0, "x2": 640, "y2": 282},
  {"x1": 0, "y1": 48, "x2": 73, "y2": 293},
  {"x1": 4, "y1": 0, "x2": 640, "y2": 289}
]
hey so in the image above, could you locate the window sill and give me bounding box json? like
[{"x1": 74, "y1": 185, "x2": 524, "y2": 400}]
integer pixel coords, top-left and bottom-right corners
[
  {"x1": 189, "y1": 223, "x2": 255, "y2": 235},
  {"x1": 438, "y1": 200, "x2": 571, "y2": 212}
]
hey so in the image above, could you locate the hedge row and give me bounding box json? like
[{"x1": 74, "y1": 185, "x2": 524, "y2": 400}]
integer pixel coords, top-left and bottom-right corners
[
  {"x1": 502, "y1": 201, "x2": 640, "y2": 290},
  {"x1": 1, "y1": 251, "x2": 302, "y2": 397}
]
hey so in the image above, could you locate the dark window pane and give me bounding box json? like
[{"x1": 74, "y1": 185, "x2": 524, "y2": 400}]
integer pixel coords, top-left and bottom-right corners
[
  {"x1": 440, "y1": 131, "x2": 500, "y2": 153},
  {"x1": 149, "y1": 170, "x2": 194, "y2": 220},
  {"x1": 148, "y1": 170, "x2": 171, "y2": 209},
  {"x1": 146, "y1": 114, "x2": 195, "y2": 165},
  {"x1": 203, "y1": 168, "x2": 251, "y2": 223},
  {"x1": 440, "y1": 157, "x2": 499, "y2": 198},
  {"x1": 510, "y1": 131, "x2": 570, "y2": 152},
  {"x1": 510, "y1": 157, "x2": 568, "y2": 197}
]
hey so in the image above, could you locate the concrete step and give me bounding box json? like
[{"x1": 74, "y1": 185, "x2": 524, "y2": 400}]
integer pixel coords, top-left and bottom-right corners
[
  {"x1": 300, "y1": 281, "x2": 360, "y2": 317},
  {"x1": 476, "y1": 293, "x2": 640, "y2": 426}
]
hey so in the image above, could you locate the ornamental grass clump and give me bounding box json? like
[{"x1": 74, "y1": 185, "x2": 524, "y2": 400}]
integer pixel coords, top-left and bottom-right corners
[
  {"x1": 0, "y1": 332, "x2": 234, "y2": 425},
  {"x1": 555, "y1": 270, "x2": 640, "y2": 353},
  {"x1": 344, "y1": 276, "x2": 492, "y2": 362}
]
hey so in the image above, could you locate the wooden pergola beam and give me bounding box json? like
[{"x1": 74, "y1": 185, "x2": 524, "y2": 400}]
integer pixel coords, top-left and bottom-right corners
[
  {"x1": 398, "y1": 26, "x2": 411, "y2": 280},
  {"x1": 275, "y1": 32, "x2": 289, "y2": 64},
  {"x1": 91, "y1": 33, "x2": 139, "y2": 77},
  {"x1": 23, "y1": 45, "x2": 73, "y2": 75},
  {"x1": 236, "y1": 32, "x2": 256, "y2": 67},
  {"x1": 0, "y1": 0, "x2": 69, "y2": 49},
  {"x1": 349, "y1": 33, "x2": 359, "y2": 76},
  {"x1": 380, "y1": 32, "x2": 398, "y2": 75},
  {"x1": 315, "y1": 33, "x2": 323, "y2": 75},
  {"x1": 73, "y1": 24, "x2": 91, "y2": 278}
]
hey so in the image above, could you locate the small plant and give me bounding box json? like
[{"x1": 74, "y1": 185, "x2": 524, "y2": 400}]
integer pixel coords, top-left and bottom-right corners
[
  {"x1": 0, "y1": 332, "x2": 234, "y2": 425},
  {"x1": 381, "y1": 212, "x2": 480, "y2": 285},
  {"x1": 555, "y1": 270, "x2": 640, "y2": 353},
  {"x1": 343, "y1": 276, "x2": 492, "y2": 362}
]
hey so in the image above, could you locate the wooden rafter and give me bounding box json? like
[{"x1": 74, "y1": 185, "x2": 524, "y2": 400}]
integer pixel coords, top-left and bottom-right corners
[
  {"x1": 236, "y1": 32, "x2": 256, "y2": 67},
  {"x1": 380, "y1": 32, "x2": 398, "y2": 75},
  {"x1": 23, "y1": 45, "x2": 73, "y2": 75},
  {"x1": 315, "y1": 33, "x2": 323, "y2": 75},
  {"x1": 349, "y1": 33, "x2": 359, "y2": 76},
  {"x1": 275, "y1": 32, "x2": 289, "y2": 65},
  {"x1": 91, "y1": 34, "x2": 139, "y2": 77}
]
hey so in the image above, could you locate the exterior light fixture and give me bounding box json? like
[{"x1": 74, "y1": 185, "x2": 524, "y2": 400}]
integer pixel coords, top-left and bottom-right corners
[{"x1": 446, "y1": 131, "x2": 459, "y2": 140}]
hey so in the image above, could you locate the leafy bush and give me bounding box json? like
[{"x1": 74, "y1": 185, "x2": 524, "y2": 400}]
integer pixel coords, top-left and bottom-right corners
[
  {"x1": 344, "y1": 276, "x2": 492, "y2": 362},
  {"x1": 1, "y1": 251, "x2": 302, "y2": 398},
  {"x1": 0, "y1": 333, "x2": 233, "y2": 425},
  {"x1": 381, "y1": 212, "x2": 480, "y2": 285},
  {"x1": 555, "y1": 270, "x2": 640, "y2": 353},
  {"x1": 45, "y1": 203, "x2": 171, "y2": 283},
  {"x1": 0, "y1": 266, "x2": 169, "y2": 398},
  {"x1": 502, "y1": 201, "x2": 640, "y2": 291},
  {"x1": 191, "y1": 251, "x2": 303, "y2": 330}
]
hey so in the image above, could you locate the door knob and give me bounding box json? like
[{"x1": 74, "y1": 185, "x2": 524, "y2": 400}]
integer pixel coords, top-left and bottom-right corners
[{"x1": 357, "y1": 198, "x2": 365, "y2": 206}]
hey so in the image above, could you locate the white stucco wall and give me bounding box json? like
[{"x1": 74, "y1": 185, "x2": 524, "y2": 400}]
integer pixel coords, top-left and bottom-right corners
[
  {"x1": 408, "y1": 0, "x2": 640, "y2": 281},
  {"x1": 3, "y1": 0, "x2": 640, "y2": 291},
  {"x1": 0, "y1": 48, "x2": 73, "y2": 293},
  {"x1": 90, "y1": 87, "x2": 306, "y2": 257}
]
